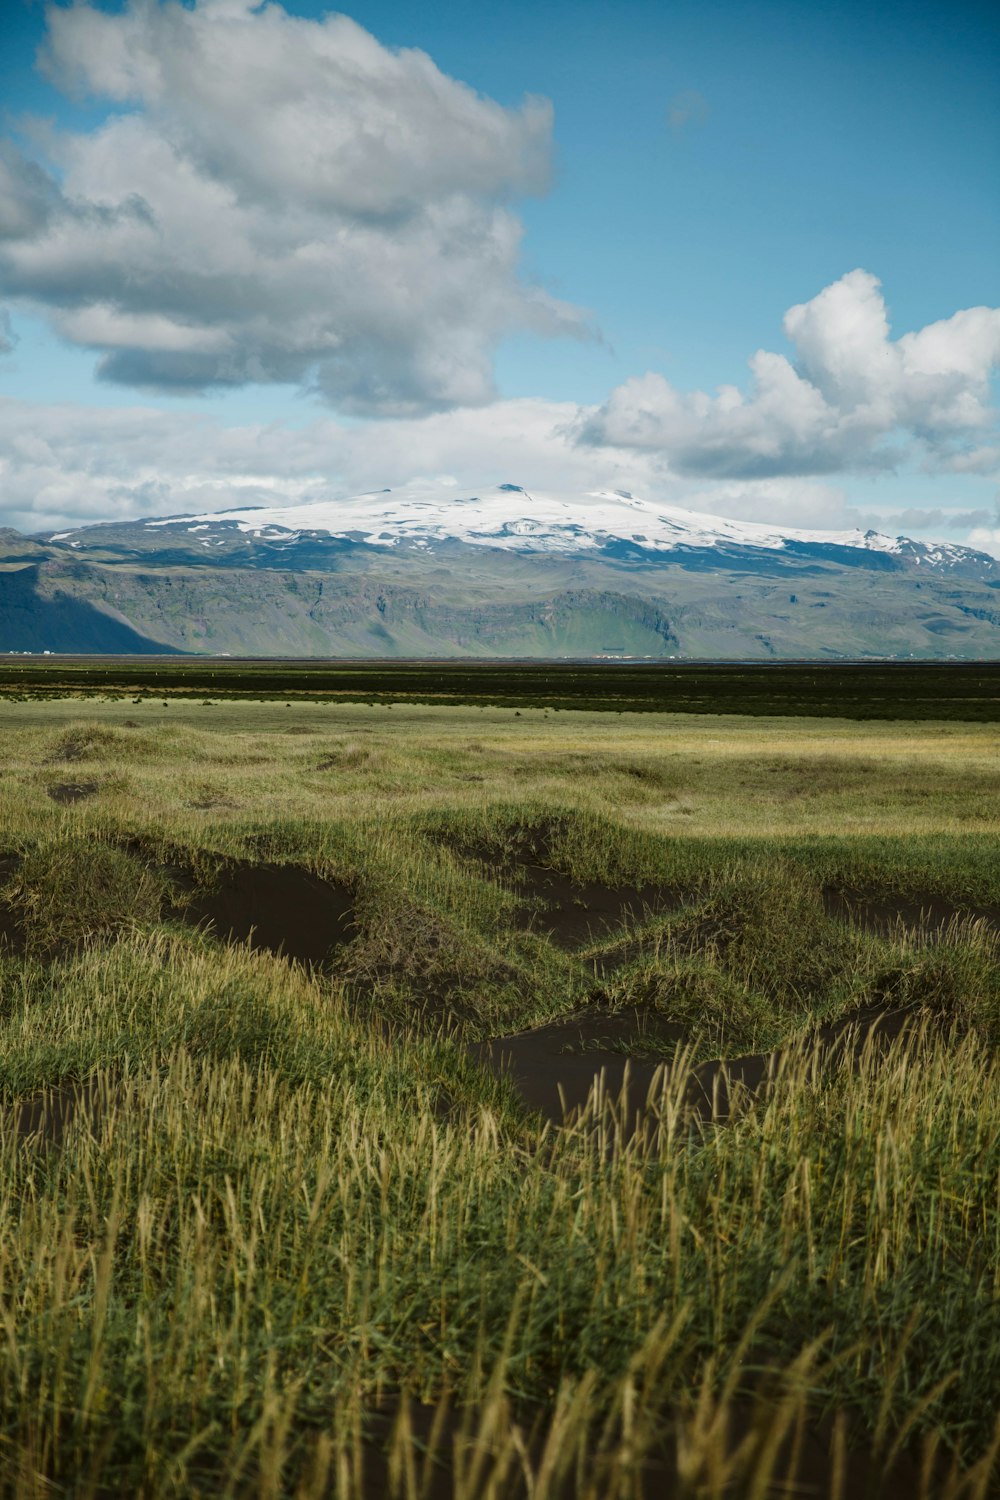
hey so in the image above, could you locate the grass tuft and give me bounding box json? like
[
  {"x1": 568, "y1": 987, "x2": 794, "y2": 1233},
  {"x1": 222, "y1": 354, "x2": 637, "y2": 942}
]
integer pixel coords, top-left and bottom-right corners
[{"x1": 1, "y1": 837, "x2": 170, "y2": 958}]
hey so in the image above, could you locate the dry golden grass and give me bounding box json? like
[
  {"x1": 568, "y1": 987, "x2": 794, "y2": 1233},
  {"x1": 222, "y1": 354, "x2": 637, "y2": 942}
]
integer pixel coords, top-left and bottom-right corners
[{"x1": 1, "y1": 696, "x2": 999, "y2": 840}]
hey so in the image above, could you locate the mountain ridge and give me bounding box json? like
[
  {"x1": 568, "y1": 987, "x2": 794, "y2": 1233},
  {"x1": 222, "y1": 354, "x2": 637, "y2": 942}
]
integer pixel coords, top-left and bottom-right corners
[
  {"x1": 2, "y1": 484, "x2": 998, "y2": 658},
  {"x1": 43, "y1": 483, "x2": 999, "y2": 580}
]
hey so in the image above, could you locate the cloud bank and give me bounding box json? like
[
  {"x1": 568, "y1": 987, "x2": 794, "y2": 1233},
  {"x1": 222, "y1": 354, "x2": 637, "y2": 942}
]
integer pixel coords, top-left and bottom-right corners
[
  {"x1": 580, "y1": 270, "x2": 1000, "y2": 479},
  {"x1": 0, "y1": 390, "x2": 902, "y2": 546},
  {"x1": 0, "y1": 0, "x2": 583, "y2": 414},
  {"x1": 0, "y1": 394, "x2": 626, "y2": 534},
  {"x1": 3, "y1": 381, "x2": 996, "y2": 556}
]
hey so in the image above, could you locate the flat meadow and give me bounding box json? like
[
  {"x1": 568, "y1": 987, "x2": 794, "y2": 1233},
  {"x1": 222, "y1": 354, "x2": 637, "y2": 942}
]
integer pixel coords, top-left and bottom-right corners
[{"x1": 0, "y1": 692, "x2": 998, "y2": 1497}]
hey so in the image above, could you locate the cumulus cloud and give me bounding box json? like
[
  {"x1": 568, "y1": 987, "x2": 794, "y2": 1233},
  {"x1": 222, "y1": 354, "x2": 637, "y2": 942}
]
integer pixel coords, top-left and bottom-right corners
[
  {"x1": 580, "y1": 270, "x2": 1000, "y2": 478},
  {"x1": 939, "y1": 446, "x2": 1000, "y2": 475},
  {"x1": 0, "y1": 0, "x2": 584, "y2": 413}
]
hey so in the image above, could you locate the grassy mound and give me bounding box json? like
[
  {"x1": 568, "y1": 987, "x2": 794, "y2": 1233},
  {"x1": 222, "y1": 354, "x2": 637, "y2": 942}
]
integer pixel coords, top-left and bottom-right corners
[{"x1": 1, "y1": 838, "x2": 170, "y2": 958}]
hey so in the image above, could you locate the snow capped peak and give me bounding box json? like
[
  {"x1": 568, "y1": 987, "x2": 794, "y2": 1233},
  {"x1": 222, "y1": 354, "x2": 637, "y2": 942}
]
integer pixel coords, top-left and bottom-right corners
[{"x1": 136, "y1": 482, "x2": 992, "y2": 573}]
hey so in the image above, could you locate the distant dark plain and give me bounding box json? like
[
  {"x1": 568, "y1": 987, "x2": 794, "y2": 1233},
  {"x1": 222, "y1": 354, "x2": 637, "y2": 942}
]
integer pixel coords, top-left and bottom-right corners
[{"x1": 2, "y1": 658, "x2": 1000, "y2": 720}]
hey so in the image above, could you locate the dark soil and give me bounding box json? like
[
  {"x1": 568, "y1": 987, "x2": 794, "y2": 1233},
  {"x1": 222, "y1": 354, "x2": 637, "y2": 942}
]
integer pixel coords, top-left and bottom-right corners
[
  {"x1": 0, "y1": 905, "x2": 25, "y2": 953},
  {"x1": 47, "y1": 781, "x2": 100, "y2": 805},
  {"x1": 445, "y1": 832, "x2": 679, "y2": 951},
  {"x1": 686, "y1": 1004, "x2": 927, "y2": 1122},
  {"x1": 500, "y1": 862, "x2": 1000, "y2": 955},
  {"x1": 474, "y1": 1003, "x2": 932, "y2": 1130},
  {"x1": 0, "y1": 854, "x2": 24, "y2": 953},
  {"x1": 181, "y1": 860, "x2": 355, "y2": 967},
  {"x1": 824, "y1": 885, "x2": 1000, "y2": 936},
  {"x1": 6, "y1": 1078, "x2": 109, "y2": 1147},
  {"x1": 352, "y1": 1389, "x2": 941, "y2": 1500},
  {"x1": 438, "y1": 827, "x2": 682, "y2": 949},
  {"x1": 469, "y1": 1006, "x2": 687, "y2": 1124},
  {"x1": 509, "y1": 863, "x2": 680, "y2": 948}
]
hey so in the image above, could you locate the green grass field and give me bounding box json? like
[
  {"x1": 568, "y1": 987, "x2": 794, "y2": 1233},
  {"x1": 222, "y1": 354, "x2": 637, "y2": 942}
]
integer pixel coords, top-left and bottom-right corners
[{"x1": 0, "y1": 692, "x2": 998, "y2": 1497}]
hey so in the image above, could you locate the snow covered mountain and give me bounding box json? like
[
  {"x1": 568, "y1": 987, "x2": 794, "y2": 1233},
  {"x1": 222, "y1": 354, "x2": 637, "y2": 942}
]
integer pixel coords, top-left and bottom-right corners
[
  {"x1": 5, "y1": 482, "x2": 998, "y2": 658},
  {"x1": 121, "y1": 482, "x2": 993, "y2": 576}
]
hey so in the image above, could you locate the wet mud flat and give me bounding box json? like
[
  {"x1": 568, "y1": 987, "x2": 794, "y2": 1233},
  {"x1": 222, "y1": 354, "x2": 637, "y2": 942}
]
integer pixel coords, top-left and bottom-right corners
[
  {"x1": 444, "y1": 827, "x2": 684, "y2": 954},
  {"x1": 0, "y1": 855, "x2": 23, "y2": 952},
  {"x1": 2, "y1": 839, "x2": 990, "y2": 1140},
  {"x1": 459, "y1": 846, "x2": 997, "y2": 1131},
  {"x1": 503, "y1": 859, "x2": 1000, "y2": 956},
  {"x1": 463, "y1": 825, "x2": 1000, "y2": 970},
  {"x1": 1, "y1": 833, "x2": 994, "y2": 1142},
  {"x1": 5, "y1": 1077, "x2": 112, "y2": 1150},
  {"x1": 467, "y1": 1006, "x2": 687, "y2": 1125},
  {"x1": 504, "y1": 875, "x2": 1000, "y2": 954},
  {"x1": 46, "y1": 780, "x2": 100, "y2": 806},
  {"x1": 6, "y1": 996, "x2": 930, "y2": 1153}
]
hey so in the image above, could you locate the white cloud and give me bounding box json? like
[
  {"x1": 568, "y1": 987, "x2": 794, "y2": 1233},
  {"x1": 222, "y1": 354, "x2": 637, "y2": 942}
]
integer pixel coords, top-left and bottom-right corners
[
  {"x1": 580, "y1": 270, "x2": 1000, "y2": 478},
  {"x1": 5, "y1": 388, "x2": 995, "y2": 556},
  {"x1": 678, "y1": 477, "x2": 854, "y2": 531},
  {"x1": 0, "y1": 393, "x2": 643, "y2": 534},
  {"x1": 861, "y1": 506, "x2": 994, "y2": 533},
  {"x1": 0, "y1": 0, "x2": 584, "y2": 414},
  {"x1": 39, "y1": 0, "x2": 554, "y2": 215},
  {"x1": 934, "y1": 445, "x2": 1000, "y2": 476},
  {"x1": 0, "y1": 392, "x2": 677, "y2": 533},
  {"x1": 0, "y1": 388, "x2": 872, "y2": 542},
  {"x1": 967, "y1": 528, "x2": 1000, "y2": 560}
]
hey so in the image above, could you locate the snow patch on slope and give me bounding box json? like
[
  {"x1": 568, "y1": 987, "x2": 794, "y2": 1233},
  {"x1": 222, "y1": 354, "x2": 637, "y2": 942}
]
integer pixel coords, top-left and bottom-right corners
[{"x1": 142, "y1": 483, "x2": 916, "y2": 554}]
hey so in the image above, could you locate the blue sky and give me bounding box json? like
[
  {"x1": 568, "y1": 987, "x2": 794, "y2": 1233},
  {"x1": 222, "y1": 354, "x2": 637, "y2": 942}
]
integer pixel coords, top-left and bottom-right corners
[{"x1": 0, "y1": 0, "x2": 998, "y2": 545}]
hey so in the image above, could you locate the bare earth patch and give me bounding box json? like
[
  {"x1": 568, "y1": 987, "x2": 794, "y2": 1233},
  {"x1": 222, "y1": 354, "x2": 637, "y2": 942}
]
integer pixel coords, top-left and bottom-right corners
[
  {"x1": 181, "y1": 860, "x2": 355, "y2": 967},
  {"x1": 46, "y1": 781, "x2": 100, "y2": 805},
  {"x1": 824, "y1": 884, "x2": 1000, "y2": 936},
  {"x1": 474, "y1": 1002, "x2": 937, "y2": 1132}
]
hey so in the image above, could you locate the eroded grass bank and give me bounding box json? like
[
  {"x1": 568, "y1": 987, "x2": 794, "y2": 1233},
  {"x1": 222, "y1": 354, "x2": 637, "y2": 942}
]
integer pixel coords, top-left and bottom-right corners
[{"x1": 0, "y1": 700, "x2": 998, "y2": 1496}]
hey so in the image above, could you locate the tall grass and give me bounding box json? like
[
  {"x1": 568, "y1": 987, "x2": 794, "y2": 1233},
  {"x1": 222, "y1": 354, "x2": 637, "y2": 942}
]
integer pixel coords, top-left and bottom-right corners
[
  {"x1": 0, "y1": 935, "x2": 998, "y2": 1493},
  {"x1": 0, "y1": 702, "x2": 997, "y2": 1493}
]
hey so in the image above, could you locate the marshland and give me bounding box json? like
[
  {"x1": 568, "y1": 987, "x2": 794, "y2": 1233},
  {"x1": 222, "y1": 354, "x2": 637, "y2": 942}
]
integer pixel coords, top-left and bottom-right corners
[{"x1": 0, "y1": 682, "x2": 998, "y2": 1497}]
